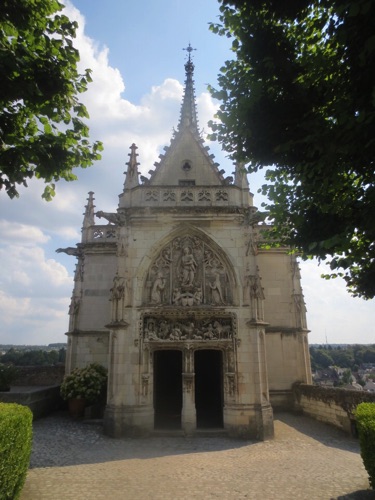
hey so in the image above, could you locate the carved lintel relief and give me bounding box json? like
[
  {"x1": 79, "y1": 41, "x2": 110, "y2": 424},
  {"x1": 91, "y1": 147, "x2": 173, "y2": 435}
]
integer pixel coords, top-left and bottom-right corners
[
  {"x1": 144, "y1": 235, "x2": 232, "y2": 306},
  {"x1": 142, "y1": 314, "x2": 234, "y2": 343}
]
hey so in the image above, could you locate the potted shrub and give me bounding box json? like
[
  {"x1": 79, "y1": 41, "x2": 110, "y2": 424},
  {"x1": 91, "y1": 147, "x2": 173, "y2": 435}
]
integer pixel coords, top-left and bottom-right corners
[
  {"x1": 60, "y1": 363, "x2": 107, "y2": 417},
  {"x1": 0, "y1": 364, "x2": 19, "y2": 392}
]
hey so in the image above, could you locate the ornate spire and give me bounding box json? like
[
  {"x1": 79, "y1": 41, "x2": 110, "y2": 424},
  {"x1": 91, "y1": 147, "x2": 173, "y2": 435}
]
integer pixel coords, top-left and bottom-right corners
[
  {"x1": 234, "y1": 161, "x2": 250, "y2": 189},
  {"x1": 178, "y1": 44, "x2": 199, "y2": 133},
  {"x1": 123, "y1": 143, "x2": 140, "y2": 190},
  {"x1": 82, "y1": 191, "x2": 95, "y2": 228},
  {"x1": 81, "y1": 191, "x2": 95, "y2": 243}
]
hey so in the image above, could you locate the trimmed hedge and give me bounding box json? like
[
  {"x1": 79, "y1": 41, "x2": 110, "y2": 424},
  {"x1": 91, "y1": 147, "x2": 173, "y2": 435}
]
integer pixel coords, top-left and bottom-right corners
[
  {"x1": 0, "y1": 403, "x2": 33, "y2": 499},
  {"x1": 355, "y1": 402, "x2": 375, "y2": 489}
]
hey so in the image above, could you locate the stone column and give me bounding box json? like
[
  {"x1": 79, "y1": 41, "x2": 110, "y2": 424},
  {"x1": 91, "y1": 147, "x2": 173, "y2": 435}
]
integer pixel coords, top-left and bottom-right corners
[
  {"x1": 224, "y1": 317, "x2": 274, "y2": 440},
  {"x1": 103, "y1": 315, "x2": 154, "y2": 437},
  {"x1": 181, "y1": 347, "x2": 196, "y2": 434}
]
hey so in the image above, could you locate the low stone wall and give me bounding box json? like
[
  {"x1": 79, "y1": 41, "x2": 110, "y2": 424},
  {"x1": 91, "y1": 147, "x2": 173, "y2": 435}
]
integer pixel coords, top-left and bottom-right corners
[
  {"x1": 0, "y1": 386, "x2": 63, "y2": 419},
  {"x1": 13, "y1": 365, "x2": 65, "y2": 386},
  {"x1": 293, "y1": 384, "x2": 375, "y2": 434}
]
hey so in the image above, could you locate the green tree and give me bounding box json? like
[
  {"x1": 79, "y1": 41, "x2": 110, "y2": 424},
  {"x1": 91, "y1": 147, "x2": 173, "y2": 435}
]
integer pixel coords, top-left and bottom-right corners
[
  {"x1": 330, "y1": 348, "x2": 354, "y2": 368},
  {"x1": 311, "y1": 348, "x2": 334, "y2": 369},
  {"x1": 341, "y1": 368, "x2": 353, "y2": 385},
  {"x1": 0, "y1": 0, "x2": 103, "y2": 200},
  {"x1": 210, "y1": 0, "x2": 375, "y2": 298}
]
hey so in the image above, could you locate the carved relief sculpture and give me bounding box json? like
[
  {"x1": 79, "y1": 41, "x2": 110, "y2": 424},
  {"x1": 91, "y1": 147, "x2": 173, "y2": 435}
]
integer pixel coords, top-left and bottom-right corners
[
  {"x1": 68, "y1": 296, "x2": 80, "y2": 330},
  {"x1": 151, "y1": 272, "x2": 166, "y2": 304},
  {"x1": 143, "y1": 316, "x2": 233, "y2": 342},
  {"x1": 244, "y1": 266, "x2": 265, "y2": 321},
  {"x1": 145, "y1": 235, "x2": 231, "y2": 306},
  {"x1": 110, "y1": 273, "x2": 127, "y2": 322}
]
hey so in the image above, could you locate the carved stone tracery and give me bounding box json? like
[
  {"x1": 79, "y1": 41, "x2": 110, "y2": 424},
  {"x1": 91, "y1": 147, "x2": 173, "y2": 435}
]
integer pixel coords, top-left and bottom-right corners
[{"x1": 145, "y1": 235, "x2": 232, "y2": 306}]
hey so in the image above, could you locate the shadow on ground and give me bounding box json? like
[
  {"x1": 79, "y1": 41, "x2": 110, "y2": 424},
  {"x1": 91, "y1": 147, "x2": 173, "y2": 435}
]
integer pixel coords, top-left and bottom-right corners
[
  {"x1": 275, "y1": 412, "x2": 361, "y2": 453},
  {"x1": 30, "y1": 411, "x2": 251, "y2": 468},
  {"x1": 29, "y1": 410, "x2": 367, "y2": 471}
]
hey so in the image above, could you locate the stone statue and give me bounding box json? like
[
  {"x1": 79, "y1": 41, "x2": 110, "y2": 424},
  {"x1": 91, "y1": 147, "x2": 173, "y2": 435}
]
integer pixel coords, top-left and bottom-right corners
[
  {"x1": 151, "y1": 272, "x2": 166, "y2": 304},
  {"x1": 210, "y1": 272, "x2": 224, "y2": 304},
  {"x1": 110, "y1": 273, "x2": 127, "y2": 321},
  {"x1": 172, "y1": 288, "x2": 182, "y2": 305},
  {"x1": 68, "y1": 296, "x2": 80, "y2": 330},
  {"x1": 180, "y1": 247, "x2": 197, "y2": 286}
]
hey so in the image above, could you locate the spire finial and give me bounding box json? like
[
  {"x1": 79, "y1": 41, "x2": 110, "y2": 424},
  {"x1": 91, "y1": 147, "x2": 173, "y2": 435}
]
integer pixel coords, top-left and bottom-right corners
[
  {"x1": 183, "y1": 43, "x2": 196, "y2": 60},
  {"x1": 179, "y1": 44, "x2": 199, "y2": 132},
  {"x1": 123, "y1": 143, "x2": 140, "y2": 190},
  {"x1": 81, "y1": 192, "x2": 95, "y2": 242}
]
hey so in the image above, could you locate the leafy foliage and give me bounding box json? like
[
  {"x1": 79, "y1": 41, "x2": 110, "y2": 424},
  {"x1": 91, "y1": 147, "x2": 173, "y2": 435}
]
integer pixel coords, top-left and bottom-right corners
[
  {"x1": 0, "y1": 0, "x2": 103, "y2": 200},
  {"x1": 0, "y1": 347, "x2": 65, "y2": 366},
  {"x1": 310, "y1": 344, "x2": 375, "y2": 372},
  {"x1": 210, "y1": 0, "x2": 375, "y2": 298},
  {"x1": 60, "y1": 363, "x2": 107, "y2": 403},
  {"x1": 0, "y1": 403, "x2": 33, "y2": 499},
  {"x1": 355, "y1": 402, "x2": 375, "y2": 488}
]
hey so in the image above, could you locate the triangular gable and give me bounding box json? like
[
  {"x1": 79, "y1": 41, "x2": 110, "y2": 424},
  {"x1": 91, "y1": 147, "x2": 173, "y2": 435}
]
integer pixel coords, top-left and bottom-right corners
[{"x1": 148, "y1": 127, "x2": 225, "y2": 186}]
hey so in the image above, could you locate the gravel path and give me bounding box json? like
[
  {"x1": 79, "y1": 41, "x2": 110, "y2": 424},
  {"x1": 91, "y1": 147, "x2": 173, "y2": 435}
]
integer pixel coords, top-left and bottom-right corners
[{"x1": 20, "y1": 412, "x2": 373, "y2": 500}]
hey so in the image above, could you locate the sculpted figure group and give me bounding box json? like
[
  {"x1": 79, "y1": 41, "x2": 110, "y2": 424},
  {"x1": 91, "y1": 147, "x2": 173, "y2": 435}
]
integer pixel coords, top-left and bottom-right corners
[
  {"x1": 148, "y1": 237, "x2": 229, "y2": 306},
  {"x1": 144, "y1": 317, "x2": 232, "y2": 342}
]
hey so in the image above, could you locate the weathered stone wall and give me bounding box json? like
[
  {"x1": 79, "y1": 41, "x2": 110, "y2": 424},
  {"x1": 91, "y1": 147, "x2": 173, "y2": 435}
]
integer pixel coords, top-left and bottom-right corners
[
  {"x1": 0, "y1": 386, "x2": 63, "y2": 419},
  {"x1": 293, "y1": 383, "x2": 375, "y2": 434},
  {"x1": 13, "y1": 365, "x2": 65, "y2": 386}
]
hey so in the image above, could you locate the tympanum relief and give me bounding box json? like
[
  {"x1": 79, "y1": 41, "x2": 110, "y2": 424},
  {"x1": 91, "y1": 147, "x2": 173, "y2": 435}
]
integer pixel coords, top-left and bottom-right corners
[{"x1": 145, "y1": 236, "x2": 232, "y2": 306}]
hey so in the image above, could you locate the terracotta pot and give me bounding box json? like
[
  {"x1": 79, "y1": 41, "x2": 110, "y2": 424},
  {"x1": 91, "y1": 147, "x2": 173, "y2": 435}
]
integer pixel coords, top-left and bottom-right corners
[{"x1": 68, "y1": 398, "x2": 86, "y2": 418}]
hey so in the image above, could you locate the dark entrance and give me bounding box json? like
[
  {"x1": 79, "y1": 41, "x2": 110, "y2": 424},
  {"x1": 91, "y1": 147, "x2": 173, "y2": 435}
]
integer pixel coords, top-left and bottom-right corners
[
  {"x1": 154, "y1": 350, "x2": 182, "y2": 429},
  {"x1": 195, "y1": 350, "x2": 223, "y2": 428}
]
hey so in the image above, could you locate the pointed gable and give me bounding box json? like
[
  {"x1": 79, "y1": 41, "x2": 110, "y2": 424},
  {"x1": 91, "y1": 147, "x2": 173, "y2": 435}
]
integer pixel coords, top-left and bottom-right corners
[
  {"x1": 149, "y1": 128, "x2": 224, "y2": 186},
  {"x1": 148, "y1": 45, "x2": 225, "y2": 187}
]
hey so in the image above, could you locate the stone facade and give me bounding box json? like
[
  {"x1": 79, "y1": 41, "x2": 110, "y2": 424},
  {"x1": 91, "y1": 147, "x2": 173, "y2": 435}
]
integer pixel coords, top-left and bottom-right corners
[{"x1": 61, "y1": 49, "x2": 312, "y2": 439}]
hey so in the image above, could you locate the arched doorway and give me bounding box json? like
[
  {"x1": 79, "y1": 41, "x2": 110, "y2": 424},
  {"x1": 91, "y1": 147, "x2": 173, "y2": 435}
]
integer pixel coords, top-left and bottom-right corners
[
  {"x1": 195, "y1": 350, "x2": 223, "y2": 428},
  {"x1": 153, "y1": 350, "x2": 182, "y2": 429}
]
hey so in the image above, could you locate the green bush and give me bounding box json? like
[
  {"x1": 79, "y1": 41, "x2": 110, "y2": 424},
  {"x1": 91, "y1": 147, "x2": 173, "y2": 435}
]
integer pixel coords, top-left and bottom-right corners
[
  {"x1": 0, "y1": 403, "x2": 33, "y2": 499},
  {"x1": 60, "y1": 363, "x2": 107, "y2": 404},
  {"x1": 355, "y1": 402, "x2": 375, "y2": 489}
]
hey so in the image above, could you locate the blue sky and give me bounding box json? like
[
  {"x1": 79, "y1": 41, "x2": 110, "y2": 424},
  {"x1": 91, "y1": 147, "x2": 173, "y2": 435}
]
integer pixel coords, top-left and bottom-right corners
[{"x1": 0, "y1": 0, "x2": 374, "y2": 345}]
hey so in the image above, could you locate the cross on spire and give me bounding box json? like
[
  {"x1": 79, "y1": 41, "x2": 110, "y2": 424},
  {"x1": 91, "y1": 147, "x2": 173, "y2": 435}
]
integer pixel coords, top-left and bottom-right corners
[{"x1": 183, "y1": 43, "x2": 196, "y2": 60}]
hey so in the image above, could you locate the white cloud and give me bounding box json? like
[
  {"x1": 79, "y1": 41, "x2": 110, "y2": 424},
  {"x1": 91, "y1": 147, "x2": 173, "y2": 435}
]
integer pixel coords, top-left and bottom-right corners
[
  {"x1": 0, "y1": 220, "x2": 49, "y2": 245},
  {"x1": 300, "y1": 259, "x2": 375, "y2": 345},
  {"x1": 1, "y1": 1, "x2": 373, "y2": 347}
]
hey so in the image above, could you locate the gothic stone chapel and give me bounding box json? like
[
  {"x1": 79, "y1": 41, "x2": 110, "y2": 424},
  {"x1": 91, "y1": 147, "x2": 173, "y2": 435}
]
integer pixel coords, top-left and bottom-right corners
[{"x1": 62, "y1": 50, "x2": 312, "y2": 439}]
